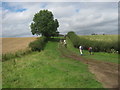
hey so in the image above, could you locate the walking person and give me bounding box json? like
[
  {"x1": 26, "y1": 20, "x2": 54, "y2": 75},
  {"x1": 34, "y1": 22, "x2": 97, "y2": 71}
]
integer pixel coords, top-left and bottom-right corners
[
  {"x1": 88, "y1": 47, "x2": 92, "y2": 55},
  {"x1": 79, "y1": 45, "x2": 83, "y2": 56},
  {"x1": 64, "y1": 39, "x2": 67, "y2": 48}
]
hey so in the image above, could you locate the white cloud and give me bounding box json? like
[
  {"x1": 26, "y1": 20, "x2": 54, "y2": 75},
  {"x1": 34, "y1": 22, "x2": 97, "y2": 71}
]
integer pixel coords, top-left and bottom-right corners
[
  {"x1": 55, "y1": 3, "x2": 118, "y2": 35},
  {"x1": 2, "y1": 2, "x2": 118, "y2": 37}
]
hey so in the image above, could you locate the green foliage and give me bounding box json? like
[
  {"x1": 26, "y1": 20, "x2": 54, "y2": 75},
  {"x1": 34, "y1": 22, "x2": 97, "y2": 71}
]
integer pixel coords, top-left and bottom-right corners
[
  {"x1": 30, "y1": 10, "x2": 59, "y2": 37},
  {"x1": 67, "y1": 31, "x2": 80, "y2": 48},
  {"x1": 67, "y1": 31, "x2": 118, "y2": 53},
  {"x1": 29, "y1": 36, "x2": 47, "y2": 51}
]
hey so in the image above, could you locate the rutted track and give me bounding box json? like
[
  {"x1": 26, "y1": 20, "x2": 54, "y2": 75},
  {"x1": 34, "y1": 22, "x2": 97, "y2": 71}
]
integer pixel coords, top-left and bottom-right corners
[{"x1": 59, "y1": 45, "x2": 119, "y2": 88}]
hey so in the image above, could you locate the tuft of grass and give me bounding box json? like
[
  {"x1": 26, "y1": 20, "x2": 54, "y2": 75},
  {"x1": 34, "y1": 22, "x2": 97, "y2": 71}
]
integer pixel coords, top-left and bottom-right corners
[
  {"x1": 2, "y1": 49, "x2": 32, "y2": 62},
  {"x1": 2, "y1": 39, "x2": 103, "y2": 88}
]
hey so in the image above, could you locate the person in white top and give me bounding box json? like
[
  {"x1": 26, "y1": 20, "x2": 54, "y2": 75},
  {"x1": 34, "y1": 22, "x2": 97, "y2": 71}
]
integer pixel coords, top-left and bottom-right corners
[
  {"x1": 64, "y1": 39, "x2": 67, "y2": 48},
  {"x1": 79, "y1": 46, "x2": 83, "y2": 55}
]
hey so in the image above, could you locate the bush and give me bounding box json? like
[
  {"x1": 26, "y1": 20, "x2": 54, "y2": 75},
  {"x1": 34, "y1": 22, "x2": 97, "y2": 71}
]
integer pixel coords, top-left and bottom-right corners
[
  {"x1": 67, "y1": 31, "x2": 118, "y2": 53},
  {"x1": 67, "y1": 31, "x2": 80, "y2": 48},
  {"x1": 2, "y1": 53, "x2": 16, "y2": 61},
  {"x1": 29, "y1": 36, "x2": 47, "y2": 51}
]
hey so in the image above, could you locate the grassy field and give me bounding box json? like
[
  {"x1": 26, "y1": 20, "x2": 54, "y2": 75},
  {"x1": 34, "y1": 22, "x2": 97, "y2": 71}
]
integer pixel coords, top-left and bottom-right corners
[
  {"x1": 79, "y1": 35, "x2": 118, "y2": 42},
  {"x1": 0, "y1": 60, "x2": 1, "y2": 89},
  {"x1": 2, "y1": 39, "x2": 103, "y2": 88},
  {"x1": 0, "y1": 37, "x2": 2, "y2": 89},
  {"x1": 2, "y1": 37, "x2": 37, "y2": 54}
]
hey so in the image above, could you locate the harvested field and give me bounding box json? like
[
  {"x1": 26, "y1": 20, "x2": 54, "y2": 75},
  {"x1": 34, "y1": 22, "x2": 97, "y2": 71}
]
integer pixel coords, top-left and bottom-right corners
[{"x1": 2, "y1": 37, "x2": 37, "y2": 54}]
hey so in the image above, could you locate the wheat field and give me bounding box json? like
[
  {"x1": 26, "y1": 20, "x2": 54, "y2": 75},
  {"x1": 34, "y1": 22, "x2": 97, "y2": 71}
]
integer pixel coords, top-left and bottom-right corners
[{"x1": 2, "y1": 37, "x2": 37, "y2": 54}]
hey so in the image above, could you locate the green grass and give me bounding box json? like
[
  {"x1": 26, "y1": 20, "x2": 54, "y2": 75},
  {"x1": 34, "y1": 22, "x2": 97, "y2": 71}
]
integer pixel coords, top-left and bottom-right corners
[
  {"x1": 2, "y1": 39, "x2": 103, "y2": 88},
  {"x1": 66, "y1": 37, "x2": 119, "y2": 64},
  {"x1": 0, "y1": 62, "x2": 1, "y2": 89},
  {"x1": 0, "y1": 54, "x2": 2, "y2": 89}
]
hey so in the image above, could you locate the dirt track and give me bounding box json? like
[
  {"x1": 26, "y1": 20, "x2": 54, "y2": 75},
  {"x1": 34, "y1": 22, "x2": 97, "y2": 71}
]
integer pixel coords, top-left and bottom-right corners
[{"x1": 59, "y1": 47, "x2": 119, "y2": 88}]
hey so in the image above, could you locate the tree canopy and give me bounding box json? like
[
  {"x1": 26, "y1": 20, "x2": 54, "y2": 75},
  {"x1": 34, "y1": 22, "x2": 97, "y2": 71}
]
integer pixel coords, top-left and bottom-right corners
[{"x1": 30, "y1": 10, "x2": 59, "y2": 37}]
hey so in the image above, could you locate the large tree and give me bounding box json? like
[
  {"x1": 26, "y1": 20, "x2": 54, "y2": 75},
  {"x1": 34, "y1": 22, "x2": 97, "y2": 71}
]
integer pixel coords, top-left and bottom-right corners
[{"x1": 30, "y1": 10, "x2": 59, "y2": 37}]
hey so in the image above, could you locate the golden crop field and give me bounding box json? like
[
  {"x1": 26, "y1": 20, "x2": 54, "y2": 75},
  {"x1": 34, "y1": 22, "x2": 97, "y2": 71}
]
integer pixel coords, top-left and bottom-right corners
[{"x1": 2, "y1": 37, "x2": 37, "y2": 54}]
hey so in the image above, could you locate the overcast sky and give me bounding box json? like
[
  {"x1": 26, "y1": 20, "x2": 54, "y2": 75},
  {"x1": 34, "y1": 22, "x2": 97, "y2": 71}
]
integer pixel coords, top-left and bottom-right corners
[{"x1": 1, "y1": 1, "x2": 118, "y2": 37}]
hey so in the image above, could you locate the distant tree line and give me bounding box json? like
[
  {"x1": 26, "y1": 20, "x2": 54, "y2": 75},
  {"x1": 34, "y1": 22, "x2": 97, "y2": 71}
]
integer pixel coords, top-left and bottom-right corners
[{"x1": 91, "y1": 33, "x2": 106, "y2": 35}]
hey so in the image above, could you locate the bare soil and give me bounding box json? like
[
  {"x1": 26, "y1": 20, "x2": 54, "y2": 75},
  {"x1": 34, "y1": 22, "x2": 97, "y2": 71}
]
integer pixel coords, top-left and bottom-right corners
[{"x1": 60, "y1": 48, "x2": 119, "y2": 88}]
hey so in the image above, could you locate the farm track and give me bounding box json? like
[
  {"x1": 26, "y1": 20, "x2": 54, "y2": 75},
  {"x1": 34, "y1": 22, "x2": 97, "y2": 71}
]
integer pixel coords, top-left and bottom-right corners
[{"x1": 59, "y1": 46, "x2": 119, "y2": 88}]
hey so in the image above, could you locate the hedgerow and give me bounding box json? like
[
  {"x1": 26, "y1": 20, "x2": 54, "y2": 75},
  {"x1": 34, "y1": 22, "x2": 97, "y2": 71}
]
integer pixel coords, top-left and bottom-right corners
[
  {"x1": 29, "y1": 36, "x2": 47, "y2": 51},
  {"x1": 67, "y1": 31, "x2": 118, "y2": 53}
]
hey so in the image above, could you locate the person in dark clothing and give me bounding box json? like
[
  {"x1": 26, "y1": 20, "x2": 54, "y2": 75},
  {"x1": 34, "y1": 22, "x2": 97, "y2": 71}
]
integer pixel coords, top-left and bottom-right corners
[{"x1": 88, "y1": 47, "x2": 92, "y2": 55}]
